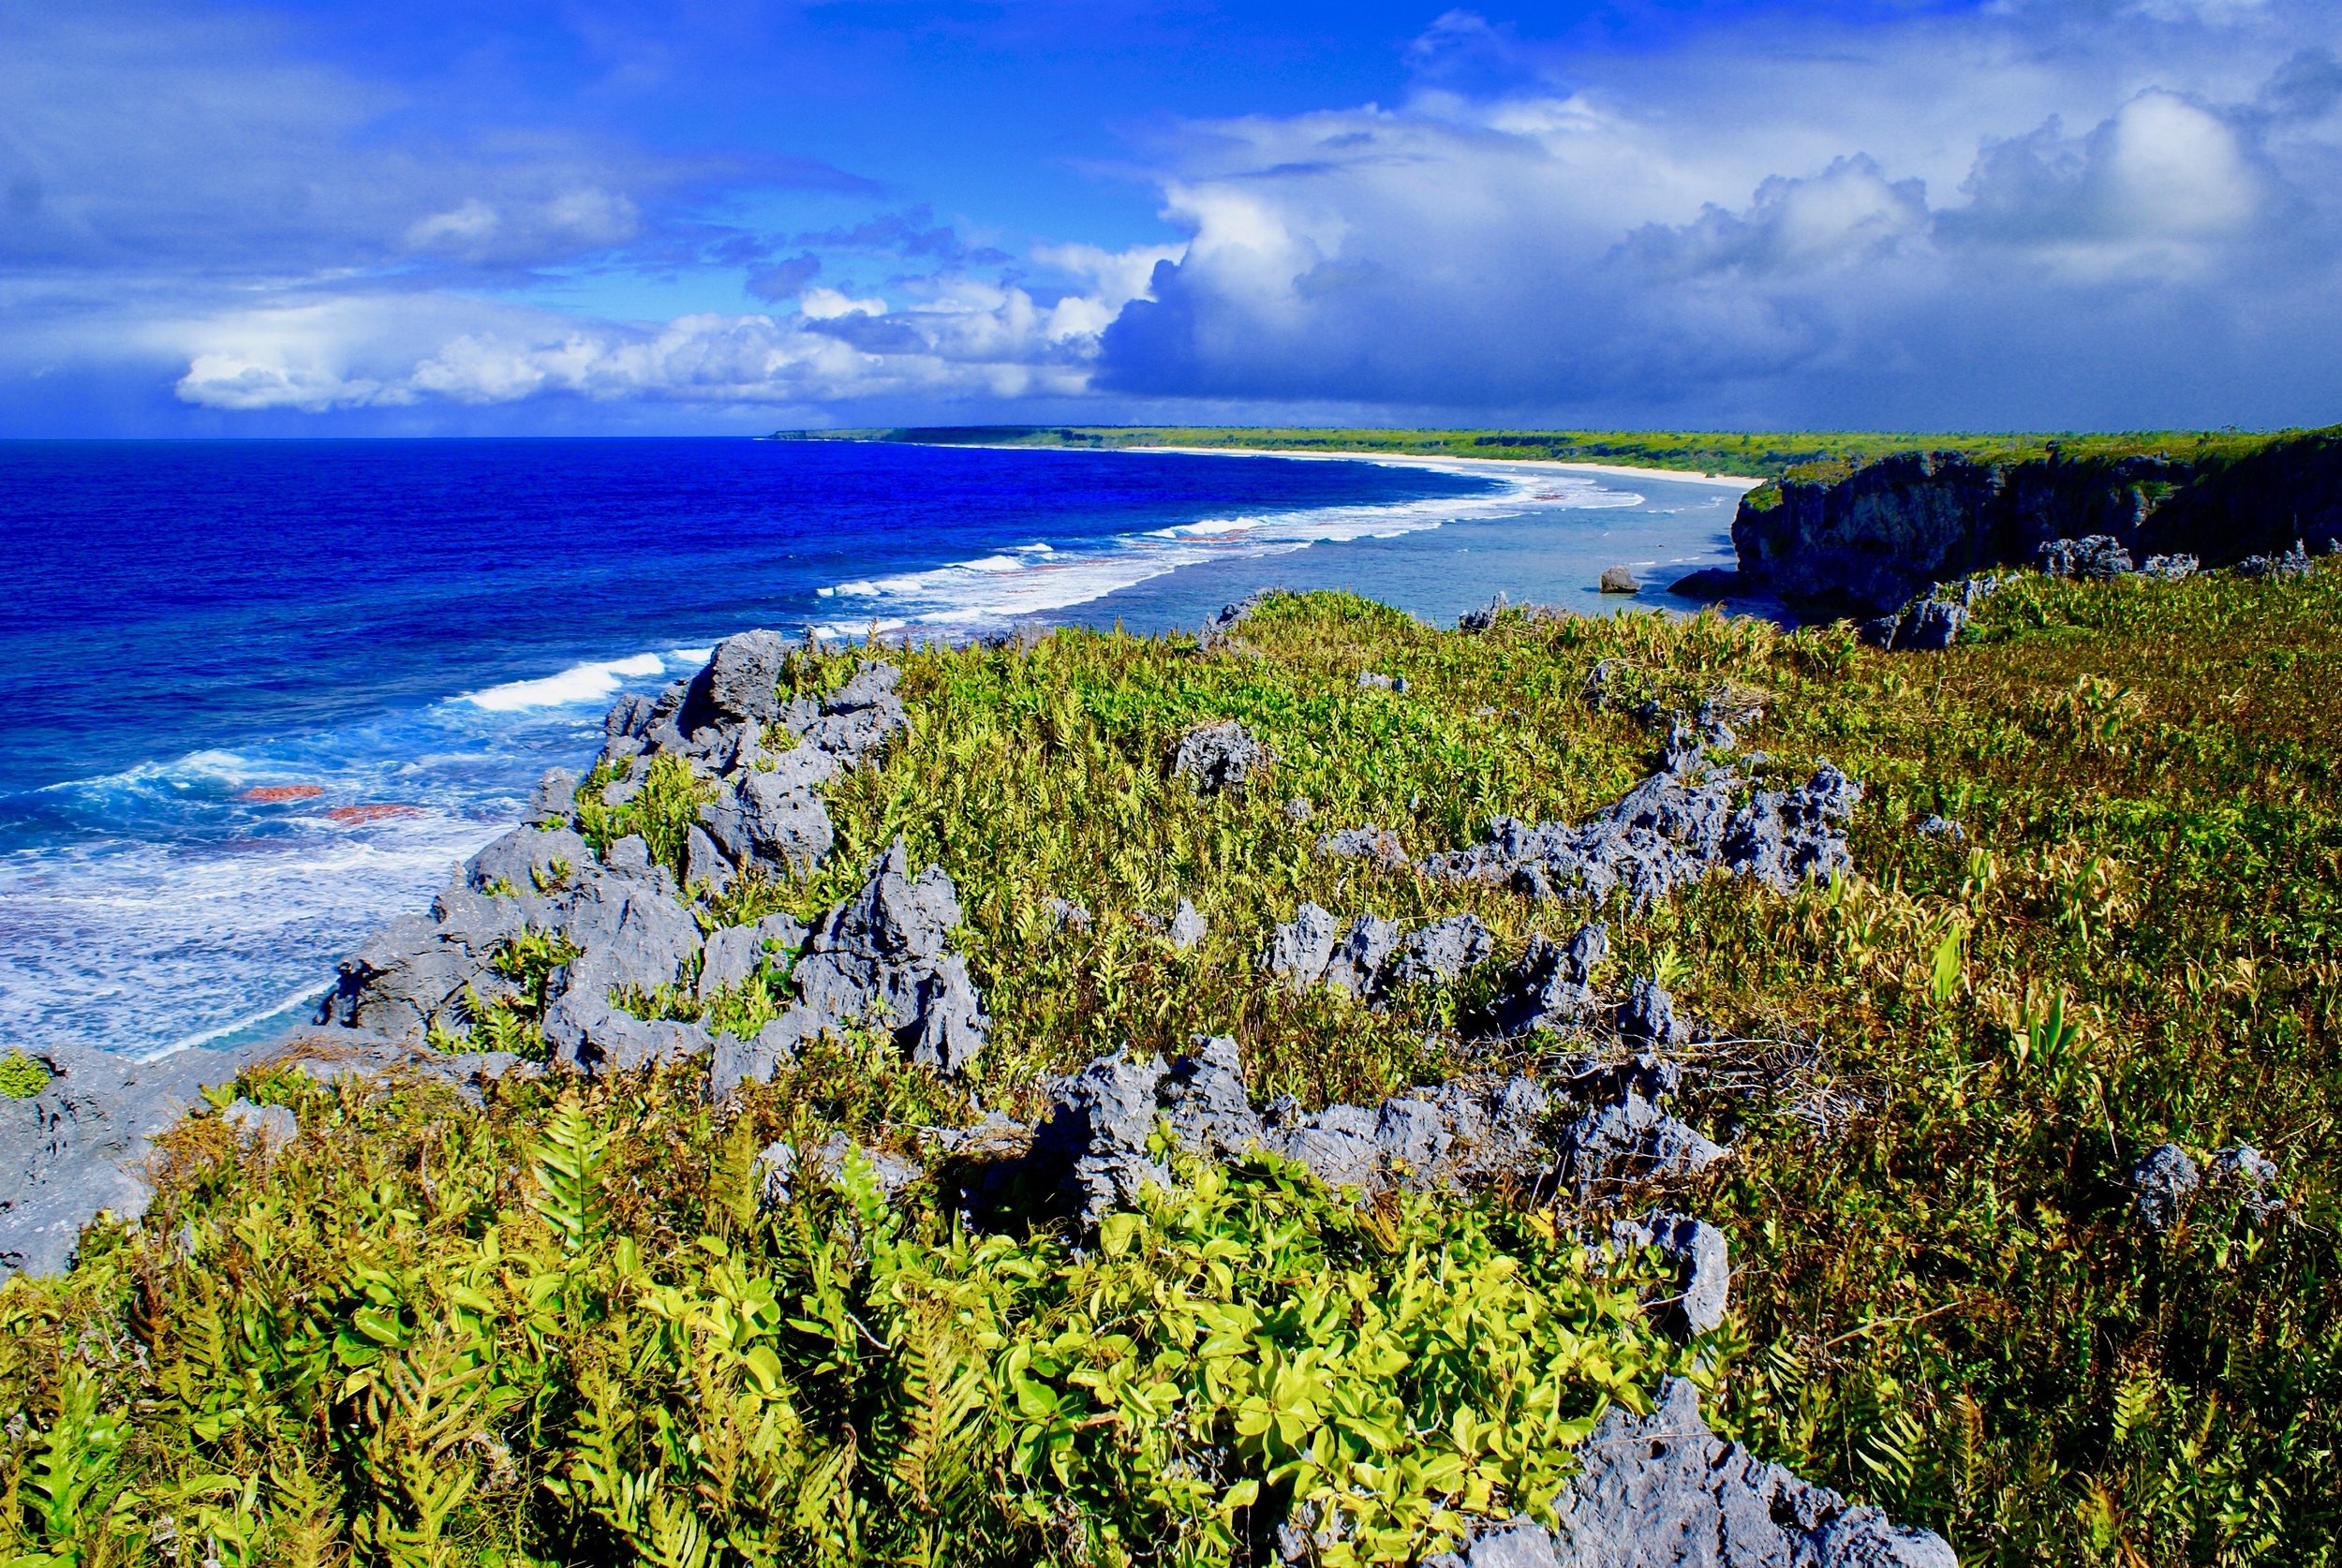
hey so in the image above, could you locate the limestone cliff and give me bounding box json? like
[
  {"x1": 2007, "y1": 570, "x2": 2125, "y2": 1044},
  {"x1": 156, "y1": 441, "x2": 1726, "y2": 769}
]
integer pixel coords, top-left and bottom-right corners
[{"x1": 1731, "y1": 428, "x2": 2342, "y2": 618}]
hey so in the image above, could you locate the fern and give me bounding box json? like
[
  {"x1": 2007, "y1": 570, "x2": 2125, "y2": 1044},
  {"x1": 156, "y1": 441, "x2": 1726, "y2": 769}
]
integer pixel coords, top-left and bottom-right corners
[{"x1": 532, "y1": 1094, "x2": 606, "y2": 1254}]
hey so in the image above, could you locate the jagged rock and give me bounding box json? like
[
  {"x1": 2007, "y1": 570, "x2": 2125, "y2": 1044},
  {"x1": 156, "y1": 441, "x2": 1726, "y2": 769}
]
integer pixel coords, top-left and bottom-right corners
[
  {"x1": 1616, "y1": 977, "x2": 1688, "y2": 1046},
  {"x1": 1318, "y1": 824, "x2": 1410, "y2": 869},
  {"x1": 527, "y1": 768, "x2": 578, "y2": 827},
  {"x1": 1394, "y1": 913, "x2": 1496, "y2": 985},
  {"x1": 2041, "y1": 535, "x2": 2136, "y2": 581},
  {"x1": 1284, "y1": 797, "x2": 1315, "y2": 823},
  {"x1": 1890, "y1": 597, "x2": 1966, "y2": 651},
  {"x1": 1668, "y1": 566, "x2": 1742, "y2": 599},
  {"x1": 1168, "y1": 898, "x2": 1208, "y2": 951},
  {"x1": 1492, "y1": 924, "x2": 1608, "y2": 1035},
  {"x1": 1558, "y1": 1055, "x2": 1727, "y2": 1195},
  {"x1": 1423, "y1": 1379, "x2": 1957, "y2": 1568},
  {"x1": 2236, "y1": 541, "x2": 2315, "y2": 580},
  {"x1": 222, "y1": 1098, "x2": 297, "y2": 1155},
  {"x1": 1357, "y1": 671, "x2": 1405, "y2": 691},
  {"x1": 1022, "y1": 1037, "x2": 1564, "y2": 1227},
  {"x1": 1429, "y1": 760, "x2": 1860, "y2": 911},
  {"x1": 2211, "y1": 1145, "x2": 2286, "y2": 1220},
  {"x1": 1, "y1": 1040, "x2": 271, "y2": 1278},
  {"x1": 708, "y1": 1006, "x2": 831, "y2": 1092},
  {"x1": 701, "y1": 768, "x2": 835, "y2": 874},
  {"x1": 1045, "y1": 897, "x2": 1093, "y2": 934},
  {"x1": 757, "y1": 1132, "x2": 925, "y2": 1208},
  {"x1": 791, "y1": 839, "x2": 989, "y2": 1076},
  {"x1": 683, "y1": 825, "x2": 734, "y2": 895},
  {"x1": 796, "y1": 661, "x2": 908, "y2": 761},
  {"x1": 699, "y1": 912, "x2": 808, "y2": 1001},
  {"x1": 1173, "y1": 719, "x2": 1270, "y2": 795},
  {"x1": 2142, "y1": 553, "x2": 2198, "y2": 581},
  {"x1": 680, "y1": 629, "x2": 790, "y2": 734},
  {"x1": 1321, "y1": 914, "x2": 1402, "y2": 998},
  {"x1": 605, "y1": 691, "x2": 657, "y2": 739},
  {"x1": 1918, "y1": 815, "x2": 1965, "y2": 841},
  {"x1": 2128, "y1": 1142, "x2": 2200, "y2": 1231},
  {"x1": 466, "y1": 825, "x2": 590, "y2": 896},
  {"x1": 1031, "y1": 1051, "x2": 1178, "y2": 1227},
  {"x1": 1599, "y1": 566, "x2": 1638, "y2": 594},
  {"x1": 1610, "y1": 1212, "x2": 1730, "y2": 1335},
  {"x1": 1264, "y1": 903, "x2": 1341, "y2": 990}
]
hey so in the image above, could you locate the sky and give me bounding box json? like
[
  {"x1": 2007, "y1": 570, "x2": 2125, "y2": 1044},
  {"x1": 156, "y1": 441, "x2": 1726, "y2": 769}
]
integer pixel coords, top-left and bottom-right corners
[{"x1": 3, "y1": 0, "x2": 2338, "y2": 436}]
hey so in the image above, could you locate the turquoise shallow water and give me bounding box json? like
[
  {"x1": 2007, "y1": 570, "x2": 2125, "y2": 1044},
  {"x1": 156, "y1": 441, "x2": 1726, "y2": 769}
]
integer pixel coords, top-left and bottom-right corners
[{"x1": 0, "y1": 438, "x2": 1744, "y2": 1058}]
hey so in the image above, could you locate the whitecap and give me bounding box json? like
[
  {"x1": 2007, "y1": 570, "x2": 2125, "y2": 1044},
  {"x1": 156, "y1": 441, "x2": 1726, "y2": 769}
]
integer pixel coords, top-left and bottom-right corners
[{"x1": 459, "y1": 652, "x2": 668, "y2": 711}]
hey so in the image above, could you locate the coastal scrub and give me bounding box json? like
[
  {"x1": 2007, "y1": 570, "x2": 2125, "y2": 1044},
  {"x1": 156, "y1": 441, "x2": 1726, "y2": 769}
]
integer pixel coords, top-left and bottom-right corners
[{"x1": 5, "y1": 567, "x2": 2339, "y2": 1565}]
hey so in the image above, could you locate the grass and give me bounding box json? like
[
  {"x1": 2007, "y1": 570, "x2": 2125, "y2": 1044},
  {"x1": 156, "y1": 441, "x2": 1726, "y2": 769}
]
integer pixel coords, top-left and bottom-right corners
[{"x1": 5, "y1": 570, "x2": 2340, "y2": 1564}]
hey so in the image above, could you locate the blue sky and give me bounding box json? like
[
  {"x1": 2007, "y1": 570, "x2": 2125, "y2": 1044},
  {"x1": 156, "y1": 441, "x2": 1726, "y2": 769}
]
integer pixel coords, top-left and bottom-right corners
[{"x1": 4, "y1": 0, "x2": 2338, "y2": 435}]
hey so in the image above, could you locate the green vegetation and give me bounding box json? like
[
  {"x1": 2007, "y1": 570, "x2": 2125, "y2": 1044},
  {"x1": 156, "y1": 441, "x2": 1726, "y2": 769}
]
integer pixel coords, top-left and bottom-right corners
[
  {"x1": 773, "y1": 423, "x2": 2318, "y2": 483},
  {"x1": 0, "y1": 1048, "x2": 49, "y2": 1100},
  {"x1": 7, "y1": 568, "x2": 2341, "y2": 1563}
]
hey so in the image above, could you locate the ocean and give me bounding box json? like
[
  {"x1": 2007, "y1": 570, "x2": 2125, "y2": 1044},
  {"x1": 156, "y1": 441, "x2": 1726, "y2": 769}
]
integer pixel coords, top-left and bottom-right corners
[{"x1": 0, "y1": 438, "x2": 1747, "y2": 1058}]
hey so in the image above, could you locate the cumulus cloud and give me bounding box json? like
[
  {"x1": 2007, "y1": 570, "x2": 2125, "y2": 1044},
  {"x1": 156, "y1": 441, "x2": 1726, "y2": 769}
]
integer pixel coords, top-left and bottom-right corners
[
  {"x1": 15, "y1": 0, "x2": 2342, "y2": 429},
  {"x1": 166, "y1": 240, "x2": 1177, "y2": 413},
  {"x1": 1093, "y1": 0, "x2": 2342, "y2": 425}
]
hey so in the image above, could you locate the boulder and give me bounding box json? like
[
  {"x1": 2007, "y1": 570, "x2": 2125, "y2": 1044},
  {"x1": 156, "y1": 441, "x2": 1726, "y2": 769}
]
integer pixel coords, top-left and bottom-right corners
[
  {"x1": 789, "y1": 839, "x2": 990, "y2": 1076},
  {"x1": 1610, "y1": 1212, "x2": 1730, "y2": 1335},
  {"x1": 2211, "y1": 1145, "x2": 2286, "y2": 1220},
  {"x1": 1168, "y1": 898, "x2": 1208, "y2": 951},
  {"x1": 1317, "y1": 824, "x2": 1410, "y2": 870},
  {"x1": 1264, "y1": 903, "x2": 1341, "y2": 990},
  {"x1": 222, "y1": 1098, "x2": 297, "y2": 1156},
  {"x1": 699, "y1": 912, "x2": 808, "y2": 1001},
  {"x1": 2040, "y1": 535, "x2": 2135, "y2": 580},
  {"x1": 1615, "y1": 977, "x2": 1688, "y2": 1046},
  {"x1": 1492, "y1": 924, "x2": 1608, "y2": 1035},
  {"x1": 1599, "y1": 566, "x2": 1639, "y2": 594},
  {"x1": 1428, "y1": 753, "x2": 1860, "y2": 911},
  {"x1": 1, "y1": 1040, "x2": 270, "y2": 1278},
  {"x1": 1422, "y1": 1379, "x2": 1958, "y2": 1568},
  {"x1": 1394, "y1": 913, "x2": 1496, "y2": 986},
  {"x1": 679, "y1": 629, "x2": 791, "y2": 734},
  {"x1": 758, "y1": 1132, "x2": 924, "y2": 1207},
  {"x1": 1172, "y1": 719, "x2": 1270, "y2": 795},
  {"x1": 701, "y1": 770, "x2": 834, "y2": 874},
  {"x1": 2235, "y1": 540, "x2": 2314, "y2": 580},
  {"x1": 2142, "y1": 553, "x2": 2198, "y2": 582},
  {"x1": 1321, "y1": 913, "x2": 1403, "y2": 998},
  {"x1": 527, "y1": 767, "x2": 578, "y2": 827},
  {"x1": 2128, "y1": 1142, "x2": 2200, "y2": 1231},
  {"x1": 1557, "y1": 1055, "x2": 1727, "y2": 1195}
]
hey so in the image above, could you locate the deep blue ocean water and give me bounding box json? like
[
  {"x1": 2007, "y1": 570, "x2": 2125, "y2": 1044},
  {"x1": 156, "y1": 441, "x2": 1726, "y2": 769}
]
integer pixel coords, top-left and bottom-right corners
[{"x1": 0, "y1": 438, "x2": 1746, "y2": 1057}]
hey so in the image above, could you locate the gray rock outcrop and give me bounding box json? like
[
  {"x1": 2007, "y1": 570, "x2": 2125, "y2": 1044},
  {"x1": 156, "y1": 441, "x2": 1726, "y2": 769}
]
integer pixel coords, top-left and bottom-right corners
[
  {"x1": 1027, "y1": 1036, "x2": 1561, "y2": 1227},
  {"x1": 2128, "y1": 1142, "x2": 2200, "y2": 1231},
  {"x1": 1317, "y1": 824, "x2": 1410, "y2": 869},
  {"x1": 2040, "y1": 535, "x2": 2135, "y2": 580},
  {"x1": 1394, "y1": 913, "x2": 1496, "y2": 986},
  {"x1": 1172, "y1": 719, "x2": 1270, "y2": 795},
  {"x1": 1, "y1": 1042, "x2": 267, "y2": 1278},
  {"x1": 1493, "y1": 924, "x2": 1609, "y2": 1034},
  {"x1": 1610, "y1": 1212, "x2": 1730, "y2": 1335},
  {"x1": 1429, "y1": 1379, "x2": 1957, "y2": 1567}
]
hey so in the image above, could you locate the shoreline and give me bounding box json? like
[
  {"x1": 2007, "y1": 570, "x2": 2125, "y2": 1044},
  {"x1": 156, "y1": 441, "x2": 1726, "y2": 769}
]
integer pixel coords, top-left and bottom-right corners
[{"x1": 1138, "y1": 442, "x2": 1766, "y2": 492}]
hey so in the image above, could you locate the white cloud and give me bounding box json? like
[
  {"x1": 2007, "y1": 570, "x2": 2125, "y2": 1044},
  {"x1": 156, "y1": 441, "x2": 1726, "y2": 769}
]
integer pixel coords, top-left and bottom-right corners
[{"x1": 162, "y1": 243, "x2": 1186, "y2": 413}]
